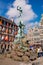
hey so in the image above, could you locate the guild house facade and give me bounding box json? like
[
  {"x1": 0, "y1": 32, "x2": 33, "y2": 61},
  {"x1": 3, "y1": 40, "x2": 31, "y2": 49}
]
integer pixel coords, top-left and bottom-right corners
[
  {"x1": 27, "y1": 14, "x2": 43, "y2": 45},
  {"x1": 0, "y1": 16, "x2": 18, "y2": 52}
]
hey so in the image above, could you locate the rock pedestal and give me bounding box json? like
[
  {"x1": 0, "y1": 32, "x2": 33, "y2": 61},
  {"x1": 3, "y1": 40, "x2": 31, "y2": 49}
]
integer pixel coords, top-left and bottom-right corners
[{"x1": 6, "y1": 43, "x2": 38, "y2": 62}]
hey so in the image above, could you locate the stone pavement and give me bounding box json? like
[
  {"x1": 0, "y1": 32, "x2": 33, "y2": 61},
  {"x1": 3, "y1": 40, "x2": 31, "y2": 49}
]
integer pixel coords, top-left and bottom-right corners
[{"x1": 0, "y1": 54, "x2": 43, "y2": 65}]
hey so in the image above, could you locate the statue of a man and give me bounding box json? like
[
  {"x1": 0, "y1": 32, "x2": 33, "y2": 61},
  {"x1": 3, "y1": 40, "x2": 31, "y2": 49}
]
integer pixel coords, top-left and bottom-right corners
[{"x1": 17, "y1": 6, "x2": 23, "y2": 17}]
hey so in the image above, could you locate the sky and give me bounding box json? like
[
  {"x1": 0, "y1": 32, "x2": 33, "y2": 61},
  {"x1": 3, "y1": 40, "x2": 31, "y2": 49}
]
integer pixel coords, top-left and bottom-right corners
[{"x1": 0, "y1": 0, "x2": 43, "y2": 33}]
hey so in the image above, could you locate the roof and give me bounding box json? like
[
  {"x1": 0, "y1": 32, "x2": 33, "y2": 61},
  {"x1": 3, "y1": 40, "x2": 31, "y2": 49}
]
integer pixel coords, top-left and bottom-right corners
[{"x1": 0, "y1": 16, "x2": 18, "y2": 27}]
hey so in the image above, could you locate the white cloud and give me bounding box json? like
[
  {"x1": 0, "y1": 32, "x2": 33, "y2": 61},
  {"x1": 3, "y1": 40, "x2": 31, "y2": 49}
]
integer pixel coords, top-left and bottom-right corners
[
  {"x1": 6, "y1": 0, "x2": 38, "y2": 33},
  {"x1": 25, "y1": 22, "x2": 39, "y2": 33},
  {"x1": 26, "y1": 21, "x2": 39, "y2": 30},
  {"x1": 6, "y1": 0, "x2": 37, "y2": 24}
]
